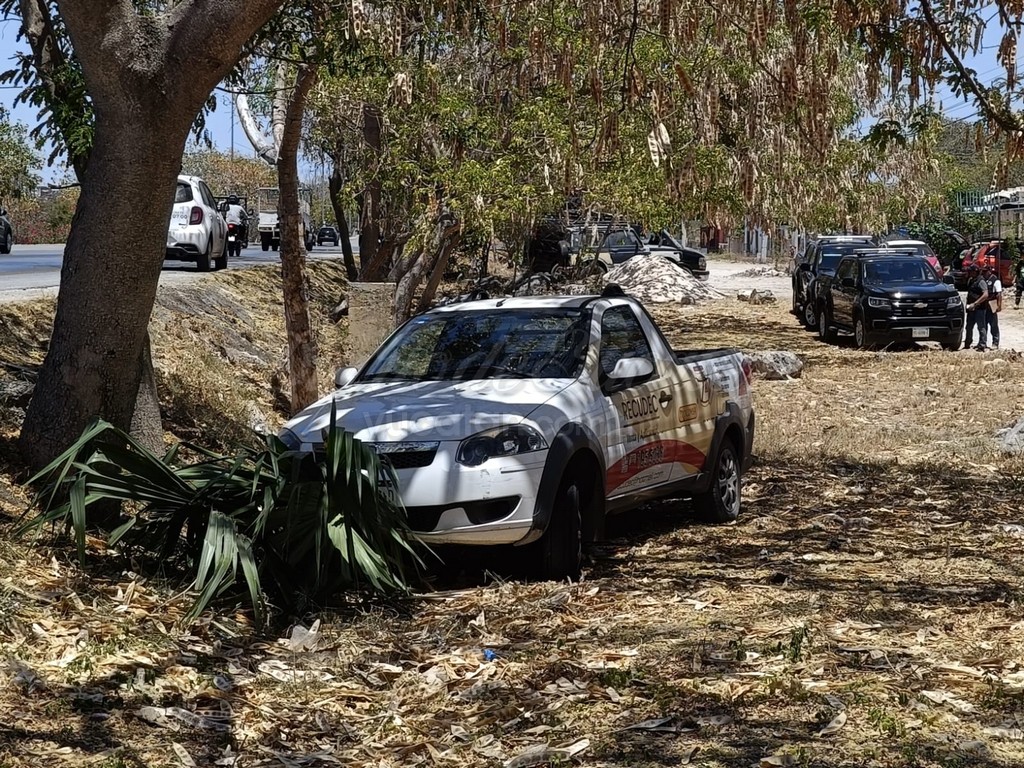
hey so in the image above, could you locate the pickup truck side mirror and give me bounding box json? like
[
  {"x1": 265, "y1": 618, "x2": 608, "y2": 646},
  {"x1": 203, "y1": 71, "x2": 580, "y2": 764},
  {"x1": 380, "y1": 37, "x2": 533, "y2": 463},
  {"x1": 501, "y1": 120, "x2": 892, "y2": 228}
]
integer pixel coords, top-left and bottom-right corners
[
  {"x1": 841, "y1": 277, "x2": 856, "y2": 288},
  {"x1": 334, "y1": 366, "x2": 358, "y2": 388},
  {"x1": 604, "y1": 357, "x2": 654, "y2": 393},
  {"x1": 942, "y1": 274, "x2": 955, "y2": 285}
]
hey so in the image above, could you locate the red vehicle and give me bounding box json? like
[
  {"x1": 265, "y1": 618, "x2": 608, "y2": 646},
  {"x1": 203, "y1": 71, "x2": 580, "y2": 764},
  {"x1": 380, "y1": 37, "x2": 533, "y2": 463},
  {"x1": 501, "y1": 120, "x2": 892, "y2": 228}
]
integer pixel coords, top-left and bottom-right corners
[{"x1": 964, "y1": 241, "x2": 1014, "y2": 286}]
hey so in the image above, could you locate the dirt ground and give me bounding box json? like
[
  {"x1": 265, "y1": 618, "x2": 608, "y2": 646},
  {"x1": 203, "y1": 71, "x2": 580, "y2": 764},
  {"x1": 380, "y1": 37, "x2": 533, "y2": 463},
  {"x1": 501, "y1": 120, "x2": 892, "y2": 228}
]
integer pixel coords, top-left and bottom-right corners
[{"x1": 3, "y1": 259, "x2": 1024, "y2": 767}]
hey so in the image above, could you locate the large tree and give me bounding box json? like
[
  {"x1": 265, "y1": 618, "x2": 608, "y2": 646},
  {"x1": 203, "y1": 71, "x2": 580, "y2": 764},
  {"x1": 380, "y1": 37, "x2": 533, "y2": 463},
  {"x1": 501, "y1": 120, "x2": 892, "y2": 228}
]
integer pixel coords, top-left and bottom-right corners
[{"x1": 14, "y1": 0, "x2": 283, "y2": 469}]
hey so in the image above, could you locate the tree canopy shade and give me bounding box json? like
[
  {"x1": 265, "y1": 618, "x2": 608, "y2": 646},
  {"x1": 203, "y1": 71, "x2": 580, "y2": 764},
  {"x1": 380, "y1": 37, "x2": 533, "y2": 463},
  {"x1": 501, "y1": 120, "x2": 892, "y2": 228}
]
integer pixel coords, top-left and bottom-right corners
[{"x1": 6, "y1": 0, "x2": 1024, "y2": 466}]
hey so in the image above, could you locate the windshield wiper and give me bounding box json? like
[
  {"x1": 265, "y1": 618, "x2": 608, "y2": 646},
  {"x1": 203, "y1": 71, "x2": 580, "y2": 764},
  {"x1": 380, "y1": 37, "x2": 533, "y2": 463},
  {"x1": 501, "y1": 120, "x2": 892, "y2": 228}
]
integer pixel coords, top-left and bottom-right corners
[{"x1": 360, "y1": 372, "x2": 416, "y2": 382}]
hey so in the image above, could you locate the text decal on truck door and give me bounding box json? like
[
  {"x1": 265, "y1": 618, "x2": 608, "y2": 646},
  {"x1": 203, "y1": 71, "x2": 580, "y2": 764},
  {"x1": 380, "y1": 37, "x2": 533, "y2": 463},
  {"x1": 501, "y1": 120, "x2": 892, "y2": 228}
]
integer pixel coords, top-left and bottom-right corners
[{"x1": 621, "y1": 394, "x2": 660, "y2": 421}]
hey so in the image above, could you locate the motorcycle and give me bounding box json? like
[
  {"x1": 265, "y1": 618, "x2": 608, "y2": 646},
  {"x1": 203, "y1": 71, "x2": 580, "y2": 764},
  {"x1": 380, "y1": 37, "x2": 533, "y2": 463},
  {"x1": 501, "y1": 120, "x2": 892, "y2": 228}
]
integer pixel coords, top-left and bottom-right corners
[{"x1": 226, "y1": 222, "x2": 243, "y2": 259}]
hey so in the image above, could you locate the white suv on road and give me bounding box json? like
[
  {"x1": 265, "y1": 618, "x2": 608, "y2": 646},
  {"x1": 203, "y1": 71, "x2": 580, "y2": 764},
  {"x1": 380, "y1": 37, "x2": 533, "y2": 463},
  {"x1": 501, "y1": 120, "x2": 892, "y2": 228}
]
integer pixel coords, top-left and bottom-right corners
[{"x1": 166, "y1": 175, "x2": 228, "y2": 271}]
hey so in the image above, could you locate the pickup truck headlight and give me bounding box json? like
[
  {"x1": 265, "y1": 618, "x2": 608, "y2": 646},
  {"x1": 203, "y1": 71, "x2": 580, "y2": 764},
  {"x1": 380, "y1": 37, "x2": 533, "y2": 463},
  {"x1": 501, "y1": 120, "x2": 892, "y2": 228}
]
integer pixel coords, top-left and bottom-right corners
[
  {"x1": 947, "y1": 295, "x2": 962, "y2": 307},
  {"x1": 698, "y1": 256, "x2": 707, "y2": 269},
  {"x1": 867, "y1": 297, "x2": 890, "y2": 308},
  {"x1": 456, "y1": 425, "x2": 548, "y2": 467}
]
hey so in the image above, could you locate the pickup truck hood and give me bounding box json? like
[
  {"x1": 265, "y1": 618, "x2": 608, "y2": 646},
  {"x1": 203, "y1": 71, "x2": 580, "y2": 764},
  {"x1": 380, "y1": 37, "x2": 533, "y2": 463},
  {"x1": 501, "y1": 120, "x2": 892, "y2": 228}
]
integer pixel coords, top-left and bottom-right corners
[
  {"x1": 867, "y1": 282, "x2": 956, "y2": 298},
  {"x1": 282, "y1": 378, "x2": 574, "y2": 444}
]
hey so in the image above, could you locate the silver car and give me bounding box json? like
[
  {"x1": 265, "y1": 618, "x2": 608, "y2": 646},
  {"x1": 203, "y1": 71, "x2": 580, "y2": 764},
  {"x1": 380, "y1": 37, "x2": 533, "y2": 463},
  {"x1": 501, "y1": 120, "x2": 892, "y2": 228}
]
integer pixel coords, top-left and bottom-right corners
[{"x1": 166, "y1": 175, "x2": 228, "y2": 271}]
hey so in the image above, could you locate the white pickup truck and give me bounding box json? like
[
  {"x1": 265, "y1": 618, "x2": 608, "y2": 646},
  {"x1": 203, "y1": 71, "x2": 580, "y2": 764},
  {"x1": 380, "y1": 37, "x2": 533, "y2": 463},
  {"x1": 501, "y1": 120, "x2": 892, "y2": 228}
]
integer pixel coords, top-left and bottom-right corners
[{"x1": 280, "y1": 289, "x2": 755, "y2": 579}]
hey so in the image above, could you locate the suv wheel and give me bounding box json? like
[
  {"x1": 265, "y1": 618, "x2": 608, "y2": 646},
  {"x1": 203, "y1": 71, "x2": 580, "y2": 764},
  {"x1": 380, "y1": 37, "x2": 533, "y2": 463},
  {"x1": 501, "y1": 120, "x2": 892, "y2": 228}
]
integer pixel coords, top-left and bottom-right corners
[
  {"x1": 693, "y1": 442, "x2": 741, "y2": 523},
  {"x1": 535, "y1": 480, "x2": 582, "y2": 581},
  {"x1": 854, "y1": 317, "x2": 872, "y2": 349},
  {"x1": 803, "y1": 300, "x2": 818, "y2": 329},
  {"x1": 0, "y1": 229, "x2": 11, "y2": 254},
  {"x1": 818, "y1": 307, "x2": 835, "y2": 343}
]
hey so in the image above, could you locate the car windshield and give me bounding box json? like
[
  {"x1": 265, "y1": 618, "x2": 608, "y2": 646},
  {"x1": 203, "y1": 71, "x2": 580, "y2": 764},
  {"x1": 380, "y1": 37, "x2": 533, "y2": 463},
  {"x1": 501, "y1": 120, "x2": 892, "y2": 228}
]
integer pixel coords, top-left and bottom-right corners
[
  {"x1": 651, "y1": 231, "x2": 682, "y2": 249},
  {"x1": 361, "y1": 309, "x2": 590, "y2": 382},
  {"x1": 174, "y1": 183, "x2": 193, "y2": 204},
  {"x1": 864, "y1": 258, "x2": 938, "y2": 283}
]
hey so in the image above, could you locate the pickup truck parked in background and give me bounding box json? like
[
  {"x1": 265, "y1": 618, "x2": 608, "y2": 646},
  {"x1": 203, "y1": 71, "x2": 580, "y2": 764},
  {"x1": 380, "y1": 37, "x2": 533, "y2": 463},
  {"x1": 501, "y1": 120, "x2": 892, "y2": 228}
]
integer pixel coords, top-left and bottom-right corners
[
  {"x1": 255, "y1": 187, "x2": 315, "y2": 252},
  {"x1": 817, "y1": 253, "x2": 963, "y2": 350},
  {"x1": 280, "y1": 288, "x2": 755, "y2": 579}
]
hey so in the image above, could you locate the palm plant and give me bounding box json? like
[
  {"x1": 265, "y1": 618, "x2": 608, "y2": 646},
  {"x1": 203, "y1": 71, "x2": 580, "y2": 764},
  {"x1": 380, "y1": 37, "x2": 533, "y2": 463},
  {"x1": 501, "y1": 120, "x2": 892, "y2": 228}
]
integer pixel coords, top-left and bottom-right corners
[{"x1": 18, "y1": 405, "x2": 421, "y2": 624}]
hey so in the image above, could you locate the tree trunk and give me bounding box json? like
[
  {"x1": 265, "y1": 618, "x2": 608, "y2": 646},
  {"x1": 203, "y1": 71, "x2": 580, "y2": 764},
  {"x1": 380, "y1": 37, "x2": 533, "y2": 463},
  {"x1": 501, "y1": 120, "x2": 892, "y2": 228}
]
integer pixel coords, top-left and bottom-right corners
[
  {"x1": 395, "y1": 218, "x2": 460, "y2": 324},
  {"x1": 416, "y1": 221, "x2": 462, "y2": 314},
  {"x1": 19, "y1": 0, "x2": 283, "y2": 470},
  {"x1": 20, "y1": 119, "x2": 188, "y2": 468},
  {"x1": 277, "y1": 64, "x2": 319, "y2": 414},
  {"x1": 358, "y1": 103, "x2": 383, "y2": 277},
  {"x1": 329, "y1": 161, "x2": 358, "y2": 280}
]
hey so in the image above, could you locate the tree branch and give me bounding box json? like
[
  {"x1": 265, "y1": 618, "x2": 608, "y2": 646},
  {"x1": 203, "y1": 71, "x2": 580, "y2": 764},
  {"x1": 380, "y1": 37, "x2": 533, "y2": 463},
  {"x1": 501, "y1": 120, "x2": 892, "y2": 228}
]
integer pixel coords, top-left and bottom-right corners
[{"x1": 918, "y1": 0, "x2": 1023, "y2": 133}]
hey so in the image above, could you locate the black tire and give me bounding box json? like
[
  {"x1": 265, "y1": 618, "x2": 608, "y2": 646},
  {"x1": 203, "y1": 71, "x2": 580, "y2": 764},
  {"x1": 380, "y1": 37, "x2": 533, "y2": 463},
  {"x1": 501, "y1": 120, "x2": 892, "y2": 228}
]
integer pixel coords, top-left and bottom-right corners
[
  {"x1": 693, "y1": 442, "x2": 742, "y2": 523},
  {"x1": 214, "y1": 244, "x2": 228, "y2": 271},
  {"x1": 854, "y1": 316, "x2": 873, "y2": 349},
  {"x1": 536, "y1": 482, "x2": 582, "y2": 581},
  {"x1": 818, "y1": 307, "x2": 835, "y2": 343},
  {"x1": 791, "y1": 286, "x2": 799, "y2": 314},
  {"x1": 940, "y1": 334, "x2": 962, "y2": 351},
  {"x1": 0, "y1": 229, "x2": 11, "y2": 254},
  {"x1": 261, "y1": 240, "x2": 270, "y2": 252},
  {"x1": 272, "y1": 241, "x2": 280, "y2": 252},
  {"x1": 197, "y1": 241, "x2": 212, "y2": 272},
  {"x1": 803, "y1": 298, "x2": 818, "y2": 329}
]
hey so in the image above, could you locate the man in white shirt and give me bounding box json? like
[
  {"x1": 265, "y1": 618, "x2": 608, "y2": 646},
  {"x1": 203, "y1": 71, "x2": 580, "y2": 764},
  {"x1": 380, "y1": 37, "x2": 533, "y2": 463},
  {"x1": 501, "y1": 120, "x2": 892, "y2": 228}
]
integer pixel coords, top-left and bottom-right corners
[{"x1": 984, "y1": 264, "x2": 1003, "y2": 349}]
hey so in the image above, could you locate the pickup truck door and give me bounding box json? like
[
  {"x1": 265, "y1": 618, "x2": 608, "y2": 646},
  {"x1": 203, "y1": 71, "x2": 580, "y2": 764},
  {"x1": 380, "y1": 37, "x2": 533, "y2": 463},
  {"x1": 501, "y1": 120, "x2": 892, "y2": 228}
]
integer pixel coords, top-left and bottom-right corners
[{"x1": 598, "y1": 304, "x2": 683, "y2": 498}]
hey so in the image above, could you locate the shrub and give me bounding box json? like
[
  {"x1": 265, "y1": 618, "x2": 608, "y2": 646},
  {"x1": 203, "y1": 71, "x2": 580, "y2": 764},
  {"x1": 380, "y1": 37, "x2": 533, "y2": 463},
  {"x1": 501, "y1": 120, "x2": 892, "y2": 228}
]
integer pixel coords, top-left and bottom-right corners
[{"x1": 19, "y1": 406, "x2": 422, "y2": 624}]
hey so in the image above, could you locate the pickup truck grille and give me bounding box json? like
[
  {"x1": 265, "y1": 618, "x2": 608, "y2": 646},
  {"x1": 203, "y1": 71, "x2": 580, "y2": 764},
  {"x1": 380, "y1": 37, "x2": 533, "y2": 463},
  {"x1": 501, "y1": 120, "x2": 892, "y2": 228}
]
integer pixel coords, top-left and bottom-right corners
[
  {"x1": 890, "y1": 297, "x2": 948, "y2": 317},
  {"x1": 378, "y1": 449, "x2": 437, "y2": 470},
  {"x1": 309, "y1": 442, "x2": 438, "y2": 469},
  {"x1": 372, "y1": 442, "x2": 439, "y2": 470}
]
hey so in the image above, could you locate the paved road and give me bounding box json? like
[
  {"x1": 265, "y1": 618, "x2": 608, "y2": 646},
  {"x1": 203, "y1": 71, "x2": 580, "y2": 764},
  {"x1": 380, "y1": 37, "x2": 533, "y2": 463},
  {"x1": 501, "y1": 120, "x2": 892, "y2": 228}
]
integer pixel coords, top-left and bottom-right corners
[{"x1": 0, "y1": 240, "x2": 356, "y2": 301}]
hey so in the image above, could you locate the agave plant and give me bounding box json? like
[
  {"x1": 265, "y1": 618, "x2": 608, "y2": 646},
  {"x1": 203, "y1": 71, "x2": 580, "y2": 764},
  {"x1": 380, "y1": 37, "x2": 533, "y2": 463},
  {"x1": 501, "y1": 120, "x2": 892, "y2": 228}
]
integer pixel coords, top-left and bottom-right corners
[{"x1": 19, "y1": 405, "x2": 422, "y2": 624}]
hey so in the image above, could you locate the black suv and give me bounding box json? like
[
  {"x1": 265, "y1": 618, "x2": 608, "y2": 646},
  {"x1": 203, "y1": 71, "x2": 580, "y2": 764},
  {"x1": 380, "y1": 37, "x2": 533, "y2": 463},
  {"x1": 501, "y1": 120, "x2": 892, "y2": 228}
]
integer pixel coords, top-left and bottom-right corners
[
  {"x1": 317, "y1": 225, "x2": 339, "y2": 246},
  {"x1": 0, "y1": 206, "x2": 13, "y2": 254},
  {"x1": 817, "y1": 254, "x2": 963, "y2": 350},
  {"x1": 793, "y1": 235, "x2": 874, "y2": 328}
]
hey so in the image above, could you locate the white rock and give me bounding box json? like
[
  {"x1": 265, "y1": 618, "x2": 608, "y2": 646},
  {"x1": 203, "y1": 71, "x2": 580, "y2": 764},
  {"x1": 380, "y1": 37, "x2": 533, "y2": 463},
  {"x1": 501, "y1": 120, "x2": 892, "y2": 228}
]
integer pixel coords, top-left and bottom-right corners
[{"x1": 745, "y1": 351, "x2": 804, "y2": 380}]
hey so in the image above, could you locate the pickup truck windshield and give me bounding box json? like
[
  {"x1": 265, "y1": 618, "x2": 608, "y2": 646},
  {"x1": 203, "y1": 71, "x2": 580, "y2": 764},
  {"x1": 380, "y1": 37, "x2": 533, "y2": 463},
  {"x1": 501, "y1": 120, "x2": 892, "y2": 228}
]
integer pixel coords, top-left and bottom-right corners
[
  {"x1": 362, "y1": 309, "x2": 590, "y2": 381},
  {"x1": 863, "y1": 258, "x2": 939, "y2": 283}
]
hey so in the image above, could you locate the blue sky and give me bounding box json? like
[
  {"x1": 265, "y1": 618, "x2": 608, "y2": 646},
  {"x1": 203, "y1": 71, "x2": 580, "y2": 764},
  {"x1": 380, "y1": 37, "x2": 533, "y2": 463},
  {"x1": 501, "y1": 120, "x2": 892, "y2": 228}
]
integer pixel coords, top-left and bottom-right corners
[
  {"x1": 0, "y1": 13, "x2": 1011, "y2": 185},
  {"x1": 0, "y1": 17, "x2": 251, "y2": 184}
]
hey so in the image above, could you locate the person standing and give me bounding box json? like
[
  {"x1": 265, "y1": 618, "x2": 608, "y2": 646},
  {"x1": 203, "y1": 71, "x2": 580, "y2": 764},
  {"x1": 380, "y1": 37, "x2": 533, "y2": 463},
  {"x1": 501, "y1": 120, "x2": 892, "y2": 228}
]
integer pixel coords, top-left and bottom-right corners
[
  {"x1": 984, "y1": 264, "x2": 1003, "y2": 349},
  {"x1": 964, "y1": 264, "x2": 990, "y2": 351}
]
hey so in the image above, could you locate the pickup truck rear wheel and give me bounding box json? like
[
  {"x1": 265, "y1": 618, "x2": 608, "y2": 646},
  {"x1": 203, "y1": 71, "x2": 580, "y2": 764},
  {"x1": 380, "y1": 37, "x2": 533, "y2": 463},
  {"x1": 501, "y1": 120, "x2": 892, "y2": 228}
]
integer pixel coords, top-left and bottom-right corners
[
  {"x1": 536, "y1": 481, "x2": 582, "y2": 581},
  {"x1": 694, "y1": 442, "x2": 741, "y2": 523}
]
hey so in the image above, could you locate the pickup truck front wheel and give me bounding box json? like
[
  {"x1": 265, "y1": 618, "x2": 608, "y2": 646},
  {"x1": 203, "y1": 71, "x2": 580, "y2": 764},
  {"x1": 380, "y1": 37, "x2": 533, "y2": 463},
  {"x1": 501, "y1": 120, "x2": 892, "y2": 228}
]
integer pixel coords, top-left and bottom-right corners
[
  {"x1": 536, "y1": 481, "x2": 582, "y2": 581},
  {"x1": 694, "y1": 442, "x2": 741, "y2": 523},
  {"x1": 803, "y1": 300, "x2": 818, "y2": 329}
]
